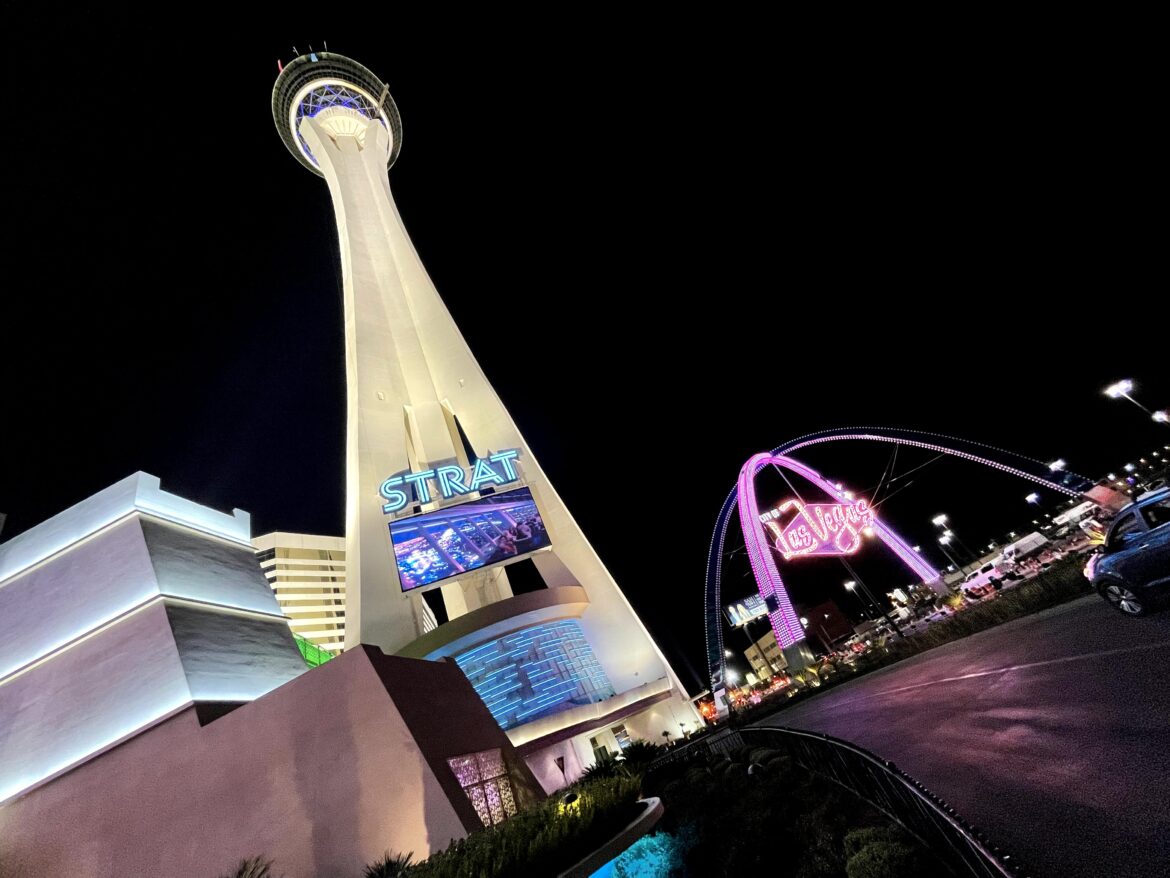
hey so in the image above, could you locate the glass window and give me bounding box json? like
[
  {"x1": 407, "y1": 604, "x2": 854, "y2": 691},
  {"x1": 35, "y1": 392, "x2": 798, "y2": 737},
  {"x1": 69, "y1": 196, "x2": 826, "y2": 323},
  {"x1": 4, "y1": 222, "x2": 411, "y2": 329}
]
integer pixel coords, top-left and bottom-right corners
[
  {"x1": 447, "y1": 749, "x2": 517, "y2": 827},
  {"x1": 1110, "y1": 512, "x2": 1142, "y2": 547},
  {"x1": 1141, "y1": 498, "x2": 1170, "y2": 529},
  {"x1": 612, "y1": 724, "x2": 631, "y2": 751}
]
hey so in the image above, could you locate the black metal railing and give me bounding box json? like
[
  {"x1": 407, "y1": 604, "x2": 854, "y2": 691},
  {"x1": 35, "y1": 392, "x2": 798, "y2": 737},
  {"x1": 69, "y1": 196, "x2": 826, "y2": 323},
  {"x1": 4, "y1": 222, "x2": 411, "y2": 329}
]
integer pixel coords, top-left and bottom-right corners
[{"x1": 649, "y1": 725, "x2": 1028, "y2": 878}]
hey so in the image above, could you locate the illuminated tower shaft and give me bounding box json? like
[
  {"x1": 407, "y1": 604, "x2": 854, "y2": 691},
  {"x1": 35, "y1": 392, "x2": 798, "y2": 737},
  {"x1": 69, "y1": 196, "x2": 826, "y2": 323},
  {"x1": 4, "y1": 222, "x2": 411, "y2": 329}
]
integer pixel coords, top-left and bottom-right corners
[
  {"x1": 301, "y1": 109, "x2": 462, "y2": 651},
  {"x1": 271, "y1": 54, "x2": 694, "y2": 730}
]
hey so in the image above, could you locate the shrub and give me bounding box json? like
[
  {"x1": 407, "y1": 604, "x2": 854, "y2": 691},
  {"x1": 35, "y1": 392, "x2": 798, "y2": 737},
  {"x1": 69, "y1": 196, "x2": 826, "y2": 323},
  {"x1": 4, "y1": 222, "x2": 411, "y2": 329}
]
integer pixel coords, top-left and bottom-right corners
[
  {"x1": 579, "y1": 749, "x2": 629, "y2": 782},
  {"x1": 843, "y1": 826, "x2": 898, "y2": 859},
  {"x1": 641, "y1": 746, "x2": 950, "y2": 878},
  {"x1": 364, "y1": 851, "x2": 414, "y2": 877},
  {"x1": 219, "y1": 857, "x2": 279, "y2": 878},
  {"x1": 618, "y1": 739, "x2": 662, "y2": 769},
  {"x1": 396, "y1": 773, "x2": 642, "y2": 877},
  {"x1": 846, "y1": 839, "x2": 934, "y2": 878}
]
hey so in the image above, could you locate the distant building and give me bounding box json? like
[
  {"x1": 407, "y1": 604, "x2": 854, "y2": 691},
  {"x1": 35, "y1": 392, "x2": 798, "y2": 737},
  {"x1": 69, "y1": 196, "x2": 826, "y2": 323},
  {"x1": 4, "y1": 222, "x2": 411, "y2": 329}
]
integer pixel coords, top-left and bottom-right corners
[
  {"x1": 253, "y1": 532, "x2": 346, "y2": 654},
  {"x1": 745, "y1": 629, "x2": 789, "y2": 680},
  {"x1": 802, "y1": 599, "x2": 853, "y2": 649}
]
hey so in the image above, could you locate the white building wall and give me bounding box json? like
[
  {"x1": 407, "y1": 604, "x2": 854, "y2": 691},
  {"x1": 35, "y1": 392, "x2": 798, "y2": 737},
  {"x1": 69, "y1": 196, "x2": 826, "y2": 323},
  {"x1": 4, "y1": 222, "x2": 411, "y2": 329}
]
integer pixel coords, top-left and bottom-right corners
[
  {"x1": 0, "y1": 602, "x2": 190, "y2": 804},
  {"x1": 0, "y1": 474, "x2": 306, "y2": 804}
]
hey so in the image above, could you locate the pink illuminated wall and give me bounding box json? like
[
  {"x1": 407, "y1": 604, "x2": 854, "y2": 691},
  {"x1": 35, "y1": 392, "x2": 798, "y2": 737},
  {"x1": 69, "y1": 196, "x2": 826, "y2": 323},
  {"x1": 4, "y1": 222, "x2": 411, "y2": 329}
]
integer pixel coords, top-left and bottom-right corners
[{"x1": 737, "y1": 453, "x2": 939, "y2": 649}]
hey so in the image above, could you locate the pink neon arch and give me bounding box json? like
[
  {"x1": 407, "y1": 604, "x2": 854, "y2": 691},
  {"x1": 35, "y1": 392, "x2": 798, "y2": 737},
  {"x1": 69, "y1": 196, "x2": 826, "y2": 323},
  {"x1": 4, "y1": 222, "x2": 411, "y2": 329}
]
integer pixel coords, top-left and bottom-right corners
[{"x1": 738, "y1": 453, "x2": 940, "y2": 649}]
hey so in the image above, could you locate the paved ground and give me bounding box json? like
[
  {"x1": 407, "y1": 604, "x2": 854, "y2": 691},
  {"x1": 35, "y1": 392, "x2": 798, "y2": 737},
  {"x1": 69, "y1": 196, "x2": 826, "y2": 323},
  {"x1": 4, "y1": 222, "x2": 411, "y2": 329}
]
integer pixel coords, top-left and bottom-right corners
[{"x1": 755, "y1": 596, "x2": 1170, "y2": 877}]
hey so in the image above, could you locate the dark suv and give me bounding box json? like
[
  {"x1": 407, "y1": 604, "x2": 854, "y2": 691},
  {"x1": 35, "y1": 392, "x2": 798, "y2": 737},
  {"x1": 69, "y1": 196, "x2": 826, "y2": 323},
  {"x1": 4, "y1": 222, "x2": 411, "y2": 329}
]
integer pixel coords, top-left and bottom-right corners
[{"x1": 1088, "y1": 488, "x2": 1170, "y2": 616}]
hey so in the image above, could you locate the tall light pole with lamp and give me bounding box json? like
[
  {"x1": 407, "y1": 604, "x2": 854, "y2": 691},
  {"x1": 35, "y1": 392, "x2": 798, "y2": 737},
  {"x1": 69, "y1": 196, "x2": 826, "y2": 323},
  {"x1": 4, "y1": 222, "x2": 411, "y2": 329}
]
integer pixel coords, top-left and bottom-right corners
[
  {"x1": 843, "y1": 580, "x2": 867, "y2": 616},
  {"x1": 1105, "y1": 379, "x2": 1169, "y2": 428},
  {"x1": 1025, "y1": 492, "x2": 1055, "y2": 527},
  {"x1": 932, "y1": 514, "x2": 975, "y2": 570},
  {"x1": 937, "y1": 534, "x2": 965, "y2": 575}
]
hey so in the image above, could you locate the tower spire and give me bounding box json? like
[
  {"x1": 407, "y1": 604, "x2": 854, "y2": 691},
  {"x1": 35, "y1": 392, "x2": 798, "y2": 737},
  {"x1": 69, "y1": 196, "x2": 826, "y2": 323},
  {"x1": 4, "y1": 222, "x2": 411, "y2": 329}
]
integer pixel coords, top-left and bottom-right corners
[{"x1": 272, "y1": 52, "x2": 701, "y2": 769}]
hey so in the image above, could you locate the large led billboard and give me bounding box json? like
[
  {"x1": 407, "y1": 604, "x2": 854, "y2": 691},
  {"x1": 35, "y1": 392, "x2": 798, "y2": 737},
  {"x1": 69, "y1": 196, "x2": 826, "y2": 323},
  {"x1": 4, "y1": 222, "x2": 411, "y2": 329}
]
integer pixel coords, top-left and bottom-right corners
[
  {"x1": 389, "y1": 486, "x2": 550, "y2": 592},
  {"x1": 724, "y1": 594, "x2": 769, "y2": 628}
]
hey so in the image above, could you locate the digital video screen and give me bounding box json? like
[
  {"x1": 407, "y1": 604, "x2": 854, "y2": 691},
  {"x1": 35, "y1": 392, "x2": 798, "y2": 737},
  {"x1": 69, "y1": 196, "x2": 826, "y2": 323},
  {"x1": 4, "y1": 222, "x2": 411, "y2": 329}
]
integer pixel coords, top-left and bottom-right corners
[{"x1": 389, "y1": 486, "x2": 550, "y2": 592}]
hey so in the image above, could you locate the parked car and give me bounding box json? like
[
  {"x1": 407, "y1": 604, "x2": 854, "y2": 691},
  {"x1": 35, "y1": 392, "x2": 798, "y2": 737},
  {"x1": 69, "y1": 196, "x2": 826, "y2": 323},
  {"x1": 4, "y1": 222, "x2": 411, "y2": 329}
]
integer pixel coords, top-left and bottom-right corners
[
  {"x1": 961, "y1": 562, "x2": 1002, "y2": 599},
  {"x1": 1086, "y1": 488, "x2": 1170, "y2": 616}
]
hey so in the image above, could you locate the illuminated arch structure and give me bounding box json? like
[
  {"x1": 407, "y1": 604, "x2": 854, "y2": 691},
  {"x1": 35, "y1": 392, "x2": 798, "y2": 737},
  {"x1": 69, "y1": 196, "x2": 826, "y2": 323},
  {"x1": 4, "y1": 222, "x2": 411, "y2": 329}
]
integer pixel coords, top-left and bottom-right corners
[{"x1": 706, "y1": 427, "x2": 1099, "y2": 696}]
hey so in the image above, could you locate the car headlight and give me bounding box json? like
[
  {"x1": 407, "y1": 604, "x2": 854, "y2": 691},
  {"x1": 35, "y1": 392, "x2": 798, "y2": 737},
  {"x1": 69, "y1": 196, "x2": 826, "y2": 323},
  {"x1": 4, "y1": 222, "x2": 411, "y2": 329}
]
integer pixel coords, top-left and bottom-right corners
[{"x1": 1083, "y1": 554, "x2": 1099, "y2": 579}]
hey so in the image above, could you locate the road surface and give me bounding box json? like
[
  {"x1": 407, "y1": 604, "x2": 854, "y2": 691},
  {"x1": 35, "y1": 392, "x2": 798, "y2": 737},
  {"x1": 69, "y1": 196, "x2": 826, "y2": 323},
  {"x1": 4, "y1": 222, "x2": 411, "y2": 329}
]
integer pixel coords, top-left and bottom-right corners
[{"x1": 755, "y1": 596, "x2": 1170, "y2": 877}]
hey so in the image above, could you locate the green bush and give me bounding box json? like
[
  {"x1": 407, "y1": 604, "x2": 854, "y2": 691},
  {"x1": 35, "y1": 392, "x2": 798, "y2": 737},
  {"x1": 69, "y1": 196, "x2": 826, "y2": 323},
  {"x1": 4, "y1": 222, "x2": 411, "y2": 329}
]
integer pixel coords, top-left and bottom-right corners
[
  {"x1": 395, "y1": 774, "x2": 642, "y2": 877},
  {"x1": 846, "y1": 839, "x2": 934, "y2": 878},
  {"x1": 364, "y1": 851, "x2": 414, "y2": 877},
  {"x1": 642, "y1": 746, "x2": 952, "y2": 878},
  {"x1": 843, "y1": 826, "x2": 898, "y2": 859},
  {"x1": 578, "y1": 749, "x2": 628, "y2": 782},
  {"x1": 619, "y1": 739, "x2": 663, "y2": 769},
  {"x1": 218, "y1": 857, "x2": 279, "y2": 878}
]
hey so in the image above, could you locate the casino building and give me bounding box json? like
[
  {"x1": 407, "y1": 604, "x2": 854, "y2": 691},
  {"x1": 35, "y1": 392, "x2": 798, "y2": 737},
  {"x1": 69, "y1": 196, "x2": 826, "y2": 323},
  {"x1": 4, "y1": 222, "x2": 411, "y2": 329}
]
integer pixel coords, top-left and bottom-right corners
[
  {"x1": 270, "y1": 51, "x2": 701, "y2": 787},
  {"x1": 253, "y1": 531, "x2": 347, "y2": 655}
]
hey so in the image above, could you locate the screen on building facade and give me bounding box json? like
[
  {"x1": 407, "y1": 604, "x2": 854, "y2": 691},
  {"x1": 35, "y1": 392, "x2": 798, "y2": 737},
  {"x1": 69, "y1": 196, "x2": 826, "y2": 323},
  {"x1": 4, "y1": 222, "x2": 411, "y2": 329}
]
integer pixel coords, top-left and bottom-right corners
[{"x1": 389, "y1": 486, "x2": 550, "y2": 591}]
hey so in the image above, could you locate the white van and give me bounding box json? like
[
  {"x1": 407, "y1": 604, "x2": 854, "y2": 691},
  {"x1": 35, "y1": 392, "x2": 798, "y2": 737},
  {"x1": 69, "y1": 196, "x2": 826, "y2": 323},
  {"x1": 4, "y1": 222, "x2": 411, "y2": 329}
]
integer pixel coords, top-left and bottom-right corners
[
  {"x1": 999, "y1": 532, "x2": 1051, "y2": 571},
  {"x1": 962, "y1": 562, "x2": 1002, "y2": 599}
]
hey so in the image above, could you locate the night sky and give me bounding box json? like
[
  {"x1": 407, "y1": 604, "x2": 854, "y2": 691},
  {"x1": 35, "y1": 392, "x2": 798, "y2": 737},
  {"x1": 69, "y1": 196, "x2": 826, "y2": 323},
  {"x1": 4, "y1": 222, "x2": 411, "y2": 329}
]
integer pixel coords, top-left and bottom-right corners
[{"x1": 4, "y1": 17, "x2": 1165, "y2": 692}]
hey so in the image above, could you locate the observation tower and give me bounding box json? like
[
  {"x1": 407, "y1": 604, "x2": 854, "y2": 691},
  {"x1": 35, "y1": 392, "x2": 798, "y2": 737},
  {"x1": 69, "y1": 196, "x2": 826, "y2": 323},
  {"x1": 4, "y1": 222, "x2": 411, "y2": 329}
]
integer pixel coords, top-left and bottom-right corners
[{"x1": 273, "y1": 51, "x2": 699, "y2": 785}]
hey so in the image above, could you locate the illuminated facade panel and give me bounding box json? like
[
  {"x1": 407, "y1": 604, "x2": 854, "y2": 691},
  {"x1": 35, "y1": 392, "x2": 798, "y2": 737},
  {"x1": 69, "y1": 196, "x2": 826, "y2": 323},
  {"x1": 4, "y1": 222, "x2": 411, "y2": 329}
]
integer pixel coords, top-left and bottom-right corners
[
  {"x1": 447, "y1": 748, "x2": 517, "y2": 826},
  {"x1": 455, "y1": 621, "x2": 615, "y2": 731}
]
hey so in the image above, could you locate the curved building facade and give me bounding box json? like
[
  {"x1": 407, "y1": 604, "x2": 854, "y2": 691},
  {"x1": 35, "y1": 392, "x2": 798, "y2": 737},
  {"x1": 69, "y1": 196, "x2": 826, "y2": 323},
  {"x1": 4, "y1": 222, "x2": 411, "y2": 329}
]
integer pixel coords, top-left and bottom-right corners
[{"x1": 272, "y1": 52, "x2": 700, "y2": 785}]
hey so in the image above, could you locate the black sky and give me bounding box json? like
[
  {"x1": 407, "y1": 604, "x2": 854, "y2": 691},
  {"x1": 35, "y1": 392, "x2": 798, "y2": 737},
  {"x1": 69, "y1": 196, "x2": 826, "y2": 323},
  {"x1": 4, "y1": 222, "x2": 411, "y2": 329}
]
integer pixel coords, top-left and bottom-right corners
[{"x1": 3, "y1": 16, "x2": 1166, "y2": 692}]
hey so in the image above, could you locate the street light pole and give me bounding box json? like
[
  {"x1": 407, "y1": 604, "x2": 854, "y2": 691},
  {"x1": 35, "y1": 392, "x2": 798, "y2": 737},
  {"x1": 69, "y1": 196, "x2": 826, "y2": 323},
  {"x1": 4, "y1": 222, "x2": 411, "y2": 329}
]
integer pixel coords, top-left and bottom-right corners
[
  {"x1": 932, "y1": 514, "x2": 975, "y2": 568},
  {"x1": 938, "y1": 535, "x2": 964, "y2": 575},
  {"x1": 841, "y1": 559, "x2": 905, "y2": 639},
  {"x1": 1106, "y1": 379, "x2": 1169, "y2": 428},
  {"x1": 843, "y1": 580, "x2": 866, "y2": 615}
]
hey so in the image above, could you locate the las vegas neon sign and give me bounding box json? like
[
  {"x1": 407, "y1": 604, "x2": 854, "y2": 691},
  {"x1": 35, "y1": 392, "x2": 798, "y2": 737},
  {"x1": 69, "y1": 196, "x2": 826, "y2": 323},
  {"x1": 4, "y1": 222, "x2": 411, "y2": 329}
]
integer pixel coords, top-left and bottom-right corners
[
  {"x1": 379, "y1": 449, "x2": 521, "y2": 514},
  {"x1": 760, "y1": 498, "x2": 875, "y2": 560}
]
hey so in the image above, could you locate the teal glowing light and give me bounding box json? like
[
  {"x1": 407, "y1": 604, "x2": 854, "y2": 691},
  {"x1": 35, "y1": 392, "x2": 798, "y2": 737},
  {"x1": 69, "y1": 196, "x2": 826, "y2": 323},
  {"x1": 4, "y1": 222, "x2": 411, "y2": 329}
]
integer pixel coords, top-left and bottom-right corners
[{"x1": 380, "y1": 450, "x2": 522, "y2": 514}]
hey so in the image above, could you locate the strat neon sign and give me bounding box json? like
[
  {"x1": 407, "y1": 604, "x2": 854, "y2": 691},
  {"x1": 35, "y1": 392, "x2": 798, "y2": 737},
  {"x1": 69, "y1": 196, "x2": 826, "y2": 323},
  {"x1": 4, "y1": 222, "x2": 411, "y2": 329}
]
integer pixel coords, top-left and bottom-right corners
[
  {"x1": 379, "y1": 449, "x2": 521, "y2": 514},
  {"x1": 760, "y1": 498, "x2": 875, "y2": 560}
]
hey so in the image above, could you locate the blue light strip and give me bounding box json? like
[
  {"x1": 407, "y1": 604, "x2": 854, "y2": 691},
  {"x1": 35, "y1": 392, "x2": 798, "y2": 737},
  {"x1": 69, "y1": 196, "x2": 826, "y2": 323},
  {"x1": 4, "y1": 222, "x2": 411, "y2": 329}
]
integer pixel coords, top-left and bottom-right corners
[{"x1": 454, "y1": 620, "x2": 615, "y2": 731}]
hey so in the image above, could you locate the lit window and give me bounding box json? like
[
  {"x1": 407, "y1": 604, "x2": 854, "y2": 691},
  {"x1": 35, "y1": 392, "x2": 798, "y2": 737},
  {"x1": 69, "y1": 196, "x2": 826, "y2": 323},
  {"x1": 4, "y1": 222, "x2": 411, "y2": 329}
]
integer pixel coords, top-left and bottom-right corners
[{"x1": 448, "y1": 749, "x2": 517, "y2": 827}]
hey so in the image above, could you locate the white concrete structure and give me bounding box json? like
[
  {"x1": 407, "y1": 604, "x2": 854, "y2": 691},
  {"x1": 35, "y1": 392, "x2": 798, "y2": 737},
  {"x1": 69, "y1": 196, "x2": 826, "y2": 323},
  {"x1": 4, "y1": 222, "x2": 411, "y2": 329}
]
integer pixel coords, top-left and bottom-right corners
[
  {"x1": 253, "y1": 531, "x2": 347, "y2": 652},
  {"x1": 0, "y1": 473, "x2": 307, "y2": 804},
  {"x1": 0, "y1": 645, "x2": 545, "y2": 877},
  {"x1": 272, "y1": 53, "x2": 700, "y2": 783},
  {"x1": 744, "y1": 629, "x2": 788, "y2": 681}
]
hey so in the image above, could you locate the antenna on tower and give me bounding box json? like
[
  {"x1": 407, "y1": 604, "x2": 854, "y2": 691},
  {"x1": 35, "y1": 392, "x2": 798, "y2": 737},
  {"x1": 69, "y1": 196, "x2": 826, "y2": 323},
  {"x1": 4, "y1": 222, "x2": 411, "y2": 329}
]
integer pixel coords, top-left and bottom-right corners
[
  {"x1": 292, "y1": 45, "x2": 300, "y2": 56},
  {"x1": 323, "y1": 40, "x2": 329, "y2": 52}
]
